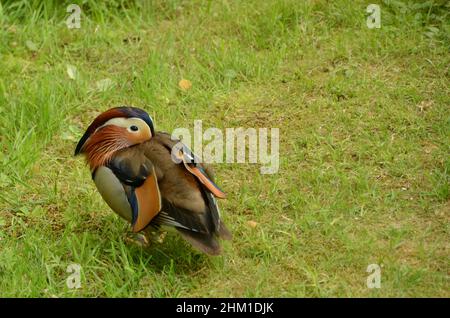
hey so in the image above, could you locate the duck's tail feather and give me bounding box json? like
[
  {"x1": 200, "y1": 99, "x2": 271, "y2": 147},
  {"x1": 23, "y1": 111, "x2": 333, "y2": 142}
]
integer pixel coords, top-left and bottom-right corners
[{"x1": 176, "y1": 228, "x2": 222, "y2": 255}]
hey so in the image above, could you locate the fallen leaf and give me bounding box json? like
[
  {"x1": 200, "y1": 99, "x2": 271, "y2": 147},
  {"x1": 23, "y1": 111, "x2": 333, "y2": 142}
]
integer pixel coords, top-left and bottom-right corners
[
  {"x1": 66, "y1": 65, "x2": 77, "y2": 80},
  {"x1": 179, "y1": 79, "x2": 192, "y2": 91},
  {"x1": 96, "y1": 78, "x2": 115, "y2": 92},
  {"x1": 247, "y1": 220, "x2": 258, "y2": 228},
  {"x1": 25, "y1": 40, "x2": 38, "y2": 52}
]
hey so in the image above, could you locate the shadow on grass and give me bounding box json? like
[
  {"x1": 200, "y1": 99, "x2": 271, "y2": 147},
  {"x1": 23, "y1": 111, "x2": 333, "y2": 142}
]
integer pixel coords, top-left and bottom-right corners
[
  {"x1": 95, "y1": 226, "x2": 214, "y2": 278},
  {"x1": 136, "y1": 233, "x2": 210, "y2": 274},
  {"x1": 66, "y1": 214, "x2": 213, "y2": 275}
]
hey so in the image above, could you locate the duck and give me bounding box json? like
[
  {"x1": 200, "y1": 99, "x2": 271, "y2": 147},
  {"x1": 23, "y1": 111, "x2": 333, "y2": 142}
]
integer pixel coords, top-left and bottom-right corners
[{"x1": 75, "y1": 106, "x2": 231, "y2": 255}]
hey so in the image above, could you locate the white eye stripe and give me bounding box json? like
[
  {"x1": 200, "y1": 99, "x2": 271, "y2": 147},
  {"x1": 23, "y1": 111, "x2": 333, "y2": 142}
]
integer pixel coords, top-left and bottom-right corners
[{"x1": 97, "y1": 117, "x2": 148, "y2": 132}]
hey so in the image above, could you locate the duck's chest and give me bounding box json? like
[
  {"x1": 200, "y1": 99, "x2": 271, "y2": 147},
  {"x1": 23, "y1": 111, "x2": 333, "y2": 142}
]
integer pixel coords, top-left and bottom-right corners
[{"x1": 93, "y1": 166, "x2": 133, "y2": 222}]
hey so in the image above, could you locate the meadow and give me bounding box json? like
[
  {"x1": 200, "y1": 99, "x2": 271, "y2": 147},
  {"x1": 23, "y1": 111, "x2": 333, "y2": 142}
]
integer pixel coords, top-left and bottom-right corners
[{"x1": 0, "y1": 0, "x2": 448, "y2": 297}]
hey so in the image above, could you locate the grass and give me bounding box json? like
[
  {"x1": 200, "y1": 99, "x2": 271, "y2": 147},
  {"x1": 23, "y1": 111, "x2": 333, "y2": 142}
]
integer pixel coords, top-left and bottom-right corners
[{"x1": 0, "y1": 0, "x2": 449, "y2": 297}]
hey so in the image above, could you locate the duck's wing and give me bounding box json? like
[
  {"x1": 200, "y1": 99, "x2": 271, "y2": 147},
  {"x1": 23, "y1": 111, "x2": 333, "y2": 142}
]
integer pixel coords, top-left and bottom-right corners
[
  {"x1": 135, "y1": 133, "x2": 231, "y2": 254},
  {"x1": 99, "y1": 147, "x2": 162, "y2": 233}
]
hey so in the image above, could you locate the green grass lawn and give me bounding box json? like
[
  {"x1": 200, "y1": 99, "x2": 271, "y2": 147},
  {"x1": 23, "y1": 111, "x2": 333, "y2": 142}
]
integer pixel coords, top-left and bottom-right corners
[{"x1": 0, "y1": 0, "x2": 448, "y2": 297}]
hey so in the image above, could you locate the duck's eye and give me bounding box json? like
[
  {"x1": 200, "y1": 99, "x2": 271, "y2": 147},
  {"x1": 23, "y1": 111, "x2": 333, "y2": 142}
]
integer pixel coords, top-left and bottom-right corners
[{"x1": 130, "y1": 125, "x2": 139, "y2": 132}]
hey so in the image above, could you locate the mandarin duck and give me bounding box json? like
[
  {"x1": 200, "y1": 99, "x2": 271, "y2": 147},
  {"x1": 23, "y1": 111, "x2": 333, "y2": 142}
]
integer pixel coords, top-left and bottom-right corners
[{"x1": 75, "y1": 106, "x2": 231, "y2": 255}]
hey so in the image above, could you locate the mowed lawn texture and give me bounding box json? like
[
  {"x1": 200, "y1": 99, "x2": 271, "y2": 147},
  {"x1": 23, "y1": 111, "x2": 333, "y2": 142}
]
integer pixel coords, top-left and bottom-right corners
[{"x1": 0, "y1": 0, "x2": 448, "y2": 297}]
